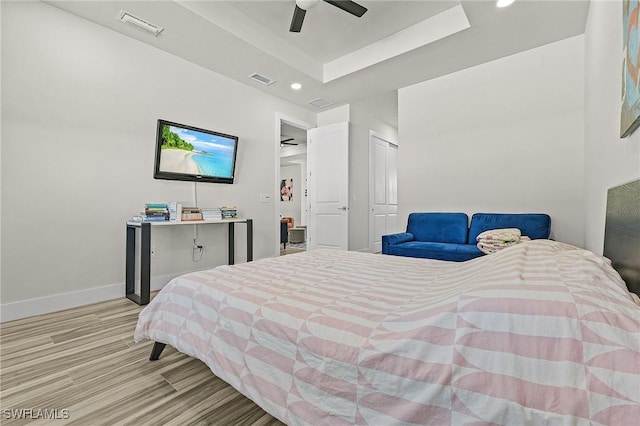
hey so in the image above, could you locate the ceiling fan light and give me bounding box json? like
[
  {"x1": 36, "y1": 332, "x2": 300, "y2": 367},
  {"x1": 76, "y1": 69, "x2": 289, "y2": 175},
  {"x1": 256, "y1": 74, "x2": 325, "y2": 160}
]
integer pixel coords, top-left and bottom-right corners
[
  {"x1": 291, "y1": 82, "x2": 302, "y2": 90},
  {"x1": 496, "y1": 0, "x2": 516, "y2": 8}
]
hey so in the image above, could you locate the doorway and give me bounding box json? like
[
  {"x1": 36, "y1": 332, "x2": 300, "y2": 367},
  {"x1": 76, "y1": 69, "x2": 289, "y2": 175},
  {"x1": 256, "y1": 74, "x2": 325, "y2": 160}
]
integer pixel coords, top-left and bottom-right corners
[
  {"x1": 369, "y1": 131, "x2": 398, "y2": 253},
  {"x1": 277, "y1": 115, "x2": 312, "y2": 256}
]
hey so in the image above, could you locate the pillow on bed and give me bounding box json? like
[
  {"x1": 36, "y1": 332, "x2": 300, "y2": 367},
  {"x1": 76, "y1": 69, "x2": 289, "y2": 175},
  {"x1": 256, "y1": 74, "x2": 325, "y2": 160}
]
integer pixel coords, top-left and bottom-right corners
[{"x1": 476, "y1": 228, "x2": 530, "y2": 254}]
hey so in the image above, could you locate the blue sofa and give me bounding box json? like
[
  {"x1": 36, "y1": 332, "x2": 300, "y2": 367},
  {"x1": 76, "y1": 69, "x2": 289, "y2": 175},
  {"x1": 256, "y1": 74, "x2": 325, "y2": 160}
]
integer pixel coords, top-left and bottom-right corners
[{"x1": 382, "y1": 212, "x2": 551, "y2": 262}]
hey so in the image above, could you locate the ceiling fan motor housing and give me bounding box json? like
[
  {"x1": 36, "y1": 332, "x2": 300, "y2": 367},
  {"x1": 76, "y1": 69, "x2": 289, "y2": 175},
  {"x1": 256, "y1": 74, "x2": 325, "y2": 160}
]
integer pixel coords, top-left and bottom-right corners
[
  {"x1": 290, "y1": 0, "x2": 367, "y2": 32},
  {"x1": 296, "y1": 0, "x2": 319, "y2": 11}
]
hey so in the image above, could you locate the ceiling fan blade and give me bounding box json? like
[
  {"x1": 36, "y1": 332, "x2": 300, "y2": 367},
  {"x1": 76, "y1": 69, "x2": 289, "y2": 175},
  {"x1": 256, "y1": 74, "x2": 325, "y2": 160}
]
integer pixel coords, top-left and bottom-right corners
[
  {"x1": 289, "y1": 5, "x2": 306, "y2": 32},
  {"x1": 323, "y1": 0, "x2": 367, "y2": 17},
  {"x1": 281, "y1": 138, "x2": 296, "y2": 143}
]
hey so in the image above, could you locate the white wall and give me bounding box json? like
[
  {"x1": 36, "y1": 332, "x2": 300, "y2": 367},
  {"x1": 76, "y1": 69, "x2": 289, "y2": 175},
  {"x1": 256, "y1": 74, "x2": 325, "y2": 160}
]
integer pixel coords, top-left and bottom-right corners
[
  {"x1": 398, "y1": 35, "x2": 585, "y2": 246},
  {"x1": 317, "y1": 105, "x2": 350, "y2": 126},
  {"x1": 1, "y1": 1, "x2": 315, "y2": 320},
  {"x1": 348, "y1": 102, "x2": 398, "y2": 251},
  {"x1": 0, "y1": 1, "x2": 3, "y2": 297},
  {"x1": 584, "y1": 0, "x2": 640, "y2": 254},
  {"x1": 316, "y1": 103, "x2": 398, "y2": 251}
]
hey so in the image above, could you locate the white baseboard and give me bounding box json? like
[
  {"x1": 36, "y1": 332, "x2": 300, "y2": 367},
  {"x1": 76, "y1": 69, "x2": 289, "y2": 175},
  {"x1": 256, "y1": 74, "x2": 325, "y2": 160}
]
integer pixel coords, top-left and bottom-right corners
[
  {"x1": 356, "y1": 247, "x2": 375, "y2": 253},
  {"x1": 0, "y1": 274, "x2": 179, "y2": 323}
]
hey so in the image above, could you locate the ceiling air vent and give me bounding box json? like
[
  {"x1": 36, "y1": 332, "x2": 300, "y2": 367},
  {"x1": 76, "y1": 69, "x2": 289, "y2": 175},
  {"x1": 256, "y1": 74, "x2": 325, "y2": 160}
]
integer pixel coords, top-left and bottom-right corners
[
  {"x1": 117, "y1": 10, "x2": 164, "y2": 36},
  {"x1": 308, "y1": 97, "x2": 334, "y2": 109},
  {"x1": 249, "y1": 73, "x2": 276, "y2": 86}
]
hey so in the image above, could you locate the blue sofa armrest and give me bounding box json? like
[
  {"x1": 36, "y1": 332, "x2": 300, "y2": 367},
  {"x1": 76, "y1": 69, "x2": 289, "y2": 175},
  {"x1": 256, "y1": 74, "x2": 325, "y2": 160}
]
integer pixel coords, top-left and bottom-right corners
[{"x1": 382, "y1": 232, "x2": 414, "y2": 253}]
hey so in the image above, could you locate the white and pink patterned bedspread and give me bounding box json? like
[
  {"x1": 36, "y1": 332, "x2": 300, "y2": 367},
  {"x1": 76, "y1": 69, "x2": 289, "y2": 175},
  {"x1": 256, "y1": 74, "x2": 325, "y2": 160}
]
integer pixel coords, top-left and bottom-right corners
[{"x1": 134, "y1": 240, "x2": 640, "y2": 425}]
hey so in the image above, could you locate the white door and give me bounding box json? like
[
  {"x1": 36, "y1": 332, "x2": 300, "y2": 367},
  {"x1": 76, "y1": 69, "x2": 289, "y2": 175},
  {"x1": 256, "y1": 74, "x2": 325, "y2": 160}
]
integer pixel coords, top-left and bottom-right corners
[
  {"x1": 369, "y1": 133, "x2": 398, "y2": 252},
  {"x1": 307, "y1": 122, "x2": 349, "y2": 250}
]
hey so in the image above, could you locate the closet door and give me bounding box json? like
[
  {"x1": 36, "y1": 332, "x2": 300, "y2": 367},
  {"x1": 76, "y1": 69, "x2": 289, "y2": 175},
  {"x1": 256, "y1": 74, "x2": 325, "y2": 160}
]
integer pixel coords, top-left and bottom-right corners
[{"x1": 369, "y1": 133, "x2": 398, "y2": 253}]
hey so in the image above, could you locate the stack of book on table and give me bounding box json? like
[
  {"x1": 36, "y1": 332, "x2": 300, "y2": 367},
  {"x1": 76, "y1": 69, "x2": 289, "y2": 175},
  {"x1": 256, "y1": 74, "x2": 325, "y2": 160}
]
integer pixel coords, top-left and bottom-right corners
[
  {"x1": 221, "y1": 206, "x2": 237, "y2": 219},
  {"x1": 131, "y1": 203, "x2": 169, "y2": 222},
  {"x1": 181, "y1": 207, "x2": 203, "y2": 221},
  {"x1": 201, "y1": 208, "x2": 222, "y2": 220}
]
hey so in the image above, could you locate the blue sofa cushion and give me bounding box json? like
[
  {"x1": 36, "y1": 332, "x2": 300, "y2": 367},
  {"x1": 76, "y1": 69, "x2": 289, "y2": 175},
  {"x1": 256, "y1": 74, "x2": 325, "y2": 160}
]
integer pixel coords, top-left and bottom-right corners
[
  {"x1": 385, "y1": 241, "x2": 483, "y2": 262},
  {"x1": 468, "y1": 213, "x2": 551, "y2": 243},
  {"x1": 407, "y1": 212, "x2": 468, "y2": 244}
]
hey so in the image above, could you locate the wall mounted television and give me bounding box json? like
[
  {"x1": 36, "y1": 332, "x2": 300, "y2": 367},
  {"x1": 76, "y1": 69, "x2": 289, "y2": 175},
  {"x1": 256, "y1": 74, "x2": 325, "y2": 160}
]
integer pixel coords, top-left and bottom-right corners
[{"x1": 154, "y1": 119, "x2": 239, "y2": 184}]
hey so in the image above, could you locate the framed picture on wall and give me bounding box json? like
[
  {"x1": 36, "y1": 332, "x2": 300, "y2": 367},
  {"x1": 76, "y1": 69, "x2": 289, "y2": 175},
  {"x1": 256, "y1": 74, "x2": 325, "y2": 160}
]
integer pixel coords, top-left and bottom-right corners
[
  {"x1": 280, "y1": 178, "x2": 293, "y2": 201},
  {"x1": 621, "y1": 0, "x2": 640, "y2": 137}
]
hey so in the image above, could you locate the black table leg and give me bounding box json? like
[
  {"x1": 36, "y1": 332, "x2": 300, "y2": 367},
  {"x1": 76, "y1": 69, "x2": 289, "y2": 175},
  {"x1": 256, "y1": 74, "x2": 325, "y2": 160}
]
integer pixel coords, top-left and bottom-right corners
[
  {"x1": 246, "y1": 219, "x2": 253, "y2": 262},
  {"x1": 140, "y1": 222, "x2": 151, "y2": 305},
  {"x1": 126, "y1": 222, "x2": 151, "y2": 305},
  {"x1": 228, "y1": 222, "x2": 235, "y2": 265},
  {"x1": 125, "y1": 224, "x2": 136, "y2": 301}
]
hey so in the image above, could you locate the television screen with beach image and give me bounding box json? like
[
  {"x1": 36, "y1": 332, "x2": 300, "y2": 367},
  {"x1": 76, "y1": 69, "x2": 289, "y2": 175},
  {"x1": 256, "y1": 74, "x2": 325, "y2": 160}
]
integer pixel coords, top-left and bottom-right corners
[{"x1": 154, "y1": 120, "x2": 239, "y2": 184}]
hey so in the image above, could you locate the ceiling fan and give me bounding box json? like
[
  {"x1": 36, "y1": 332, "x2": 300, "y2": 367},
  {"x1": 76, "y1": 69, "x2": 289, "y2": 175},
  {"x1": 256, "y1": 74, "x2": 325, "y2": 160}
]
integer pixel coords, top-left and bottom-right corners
[
  {"x1": 281, "y1": 137, "x2": 299, "y2": 146},
  {"x1": 290, "y1": 0, "x2": 368, "y2": 33}
]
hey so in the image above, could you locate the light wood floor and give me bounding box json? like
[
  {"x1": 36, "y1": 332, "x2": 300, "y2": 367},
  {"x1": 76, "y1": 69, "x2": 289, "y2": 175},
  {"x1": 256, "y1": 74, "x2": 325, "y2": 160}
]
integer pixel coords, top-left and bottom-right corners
[
  {"x1": 279, "y1": 247, "x2": 306, "y2": 256},
  {"x1": 0, "y1": 296, "x2": 284, "y2": 425},
  {"x1": 280, "y1": 242, "x2": 306, "y2": 256}
]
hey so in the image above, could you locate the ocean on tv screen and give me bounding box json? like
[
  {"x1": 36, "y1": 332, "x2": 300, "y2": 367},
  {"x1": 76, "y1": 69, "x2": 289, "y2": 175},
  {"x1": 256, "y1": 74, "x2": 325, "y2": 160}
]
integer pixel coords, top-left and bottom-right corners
[
  {"x1": 191, "y1": 152, "x2": 233, "y2": 178},
  {"x1": 160, "y1": 125, "x2": 235, "y2": 178}
]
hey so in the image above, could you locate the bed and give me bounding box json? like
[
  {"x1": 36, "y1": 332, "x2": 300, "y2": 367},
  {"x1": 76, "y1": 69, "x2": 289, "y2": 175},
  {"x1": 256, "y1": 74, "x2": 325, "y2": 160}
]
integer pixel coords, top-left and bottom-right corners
[{"x1": 134, "y1": 186, "x2": 640, "y2": 425}]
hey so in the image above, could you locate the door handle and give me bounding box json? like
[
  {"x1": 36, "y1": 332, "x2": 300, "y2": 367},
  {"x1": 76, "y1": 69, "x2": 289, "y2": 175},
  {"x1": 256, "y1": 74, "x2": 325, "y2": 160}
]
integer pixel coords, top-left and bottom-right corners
[{"x1": 338, "y1": 206, "x2": 347, "y2": 211}]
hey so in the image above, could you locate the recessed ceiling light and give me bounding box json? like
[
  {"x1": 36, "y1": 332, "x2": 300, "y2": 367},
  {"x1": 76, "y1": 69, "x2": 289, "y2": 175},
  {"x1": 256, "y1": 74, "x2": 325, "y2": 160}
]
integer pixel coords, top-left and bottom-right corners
[
  {"x1": 291, "y1": 82, "x2": 302, "y2": 90},
  {"x1": 496, "y1": 0, "x2": 516, "y2": 7}
]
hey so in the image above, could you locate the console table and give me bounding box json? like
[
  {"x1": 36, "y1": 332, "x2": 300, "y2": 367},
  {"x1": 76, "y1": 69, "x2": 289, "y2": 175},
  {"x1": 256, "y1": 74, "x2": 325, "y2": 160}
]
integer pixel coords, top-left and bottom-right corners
[{"x1": 125, "y1": 218, "x2": 253, "y2": 305}]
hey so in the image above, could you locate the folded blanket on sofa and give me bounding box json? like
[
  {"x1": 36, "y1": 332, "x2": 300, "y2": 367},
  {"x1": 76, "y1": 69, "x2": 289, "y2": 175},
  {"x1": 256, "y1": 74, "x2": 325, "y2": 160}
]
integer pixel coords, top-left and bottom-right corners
[
  {"x1": 477, "y1": 228, "x2": 530, "y2": 254},
  {"x1": 477, "y1": 228, "x2": 521, "y2": 242}
]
